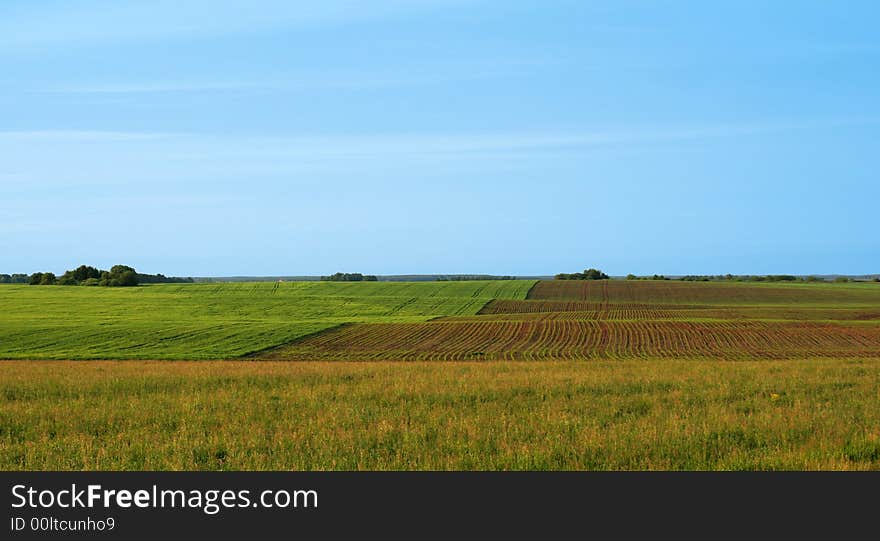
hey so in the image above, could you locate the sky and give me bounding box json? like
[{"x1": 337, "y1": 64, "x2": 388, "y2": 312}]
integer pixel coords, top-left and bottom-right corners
[{"x1": 1, "y1": 1, "x2": 878, "y2": 277}]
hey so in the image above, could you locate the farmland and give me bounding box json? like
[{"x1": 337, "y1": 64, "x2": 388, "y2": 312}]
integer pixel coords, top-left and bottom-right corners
[
  {"x1": 526, "y1": 279, "x2": 880, "y2": 305},
  {"x1": 0, "y1": 280, "x2": 532, "y2": 359},
  {"x1": 262, "y1": 319, "x2": 880, "y2": 361},
  {"x1": 1, "y1": 278, "x2": 879, "y2": 470},
  {"x1": 2, "y1": 359, "x2": 879, "y2": 470},
  {"x1": 263, "y1": 280, "x2": 880, "y2": 361},
  {"x1": 3, "y1": 279, "x2": 878, "y2": 361}
]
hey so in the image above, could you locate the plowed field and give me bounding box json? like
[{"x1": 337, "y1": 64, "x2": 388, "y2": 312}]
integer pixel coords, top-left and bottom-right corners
[{"x1": 261, "y1": 280, "x2": 880, "y2": 361}]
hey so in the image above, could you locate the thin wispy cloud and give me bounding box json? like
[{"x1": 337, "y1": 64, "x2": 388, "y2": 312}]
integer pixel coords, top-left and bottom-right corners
[
  {"x1": 35, "y1": 57, "x2": 548, "y2": 96},
  {"x1": 2, "y1": 117, "x2": 875, "y2": 192},
  {"x1": 0, "y1": 126, "x2": 730, "y2": 158},
  {"x1": 2, "y1": 117, "x2": 875, "y2": 154},
  {"x1": 0, "y1": 130, "x2": 183, "y2": 142},
  {"x1": 0, "y1": 0, "x2": 472, "y2": 52},
  {"x1": 41, "y1": 73, "x2": 489, "y2": 95}
]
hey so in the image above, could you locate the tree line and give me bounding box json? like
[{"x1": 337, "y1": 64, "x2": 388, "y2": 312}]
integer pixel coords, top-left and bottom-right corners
[
  {"x1": 626, "y1": 274, "x2": 670, "y2": 281},
  {"x1": 665, "y1": 274, "x2": 850, "y2": 283},
  {"x1": 11, "y1": 265, "x2": 194, "y2": 287},
  {"x1": 0, "y1": 274, "x2": 30, "y2": 284},
  {"x1": 437, "y1": 275, "x2": 516, "y2": 281},
  {"x1": 320, "y1": 272, "x2": 378, "y2": 282},
  {"x1": 557, "y1": 269, "x2": 873, "y2": 283}
]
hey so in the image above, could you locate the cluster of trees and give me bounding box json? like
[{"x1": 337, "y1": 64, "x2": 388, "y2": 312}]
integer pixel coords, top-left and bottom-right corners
[
  {"x1": 679, "y1": 274, "x2": 807, "y2": 283},
  {"x1": 320, "y1": 272, "x2": 378, "y2": 282},
  {"x1": 678, "y1": 274, "x2": 736, "y2": 282},
  {"x1": 29, "y1": 272, "x2": 59, "y2": 285},
  {"x1": 0, "y1": 274, "x2": 31, "y2": 284},
  {"x1": 21, "y1": 265, "x2": 195, "y2": 287},
  {"x1": 555, "y1": 268, "x2": 609, "y2": 280},
  {"x1": 137, "y1": 273, "x2": 195, "y2": 284},
  {"x1": 437, "y1": 275, "x2": 516, "y2": 281},
  {"x1": 623, "y1": 274, "x2": 869, "y2": 283},
  {"x1": 627, "y1": 274, "x2": 669, "y2": 281},
  {"x1": 35, "y1": 265, "x2": 141, "y2": 287}
]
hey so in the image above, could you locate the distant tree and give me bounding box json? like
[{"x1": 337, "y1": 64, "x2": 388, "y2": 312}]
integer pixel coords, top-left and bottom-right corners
[
  {"x1": 136, "y1": 273, "x2": 195, "y2": 284},
  {"x1": 119, "y1": 271, "x2": 138, "y2": 286},
  {"x1": 28, "y1": 271, "x2": 59, "y2": 285},
  {"x1": 111, "y1": 266, "x2": 138, "y2": 287},
  {"x1": 109, "y1": 265, "x2": 135, "y2": 275},
  {"x1": 57, "y1": 274, "x2": 78, "y2": 286},
  {"x1": 0, "y1": 273, "x2": 29, "y2": 284},
  {"x1": 626, "y1": 274, "x2": 638, "y2": 280},
  {"x1": 72, "y1": 265, "x2": 102, "y2": 282},
  {"x1": 555, "y1": 268, "x2": 609, "y2": 280},
  {"x1": 584, "y1": 268, "x2": 608, "y2": 280},
  {"x1": 766, "y1": 275, "x2": 797, "y2": 282},
  {"x1": 321, "y1": 272, "x2": 378, "y2": 282},
  {"x1": 93, "y1": 265, "x2": 138, "y2": 287},
  {"x1": 834, "y1": 276, "x2": 850, "y2": 283},
  {"x1": 36, "y1": 272, "x2": 57, "y2": 285}
]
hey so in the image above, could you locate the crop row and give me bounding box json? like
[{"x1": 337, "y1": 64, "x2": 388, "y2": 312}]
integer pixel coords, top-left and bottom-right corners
[
  {"x1": 527, "y1": 280, "x2": 880, "y2": 306},
  {"x1": 262, "y1": 320, "x2": 880, "y2": 361},
  {"x1": 478, "y1": 300, "x2": 880, "y2": 321}
]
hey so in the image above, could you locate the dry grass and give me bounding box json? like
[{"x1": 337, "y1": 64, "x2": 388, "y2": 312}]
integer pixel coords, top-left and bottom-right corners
[{"x1": 2, "y1": 359, "x2": 879, "y2": 470}]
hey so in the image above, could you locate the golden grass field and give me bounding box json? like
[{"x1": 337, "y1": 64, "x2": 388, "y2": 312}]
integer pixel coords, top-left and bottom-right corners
[{"x1": 2, "y1": 359, "x2": 879, "y2": 470}]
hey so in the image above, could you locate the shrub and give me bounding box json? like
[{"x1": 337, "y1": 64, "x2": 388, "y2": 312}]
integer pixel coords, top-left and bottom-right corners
[
  {"x1": 555, "y1": 268, "x2": 609, "y2": 280},
  {"x1": 57, "y1": 275, "x2": 78, "y2": 286},
  {"x1": 29, "y1": 272, "x2": 57, "y2": 285},
  {"x1": 321, "y1": 273, "x2": 378, "y2": 282}
]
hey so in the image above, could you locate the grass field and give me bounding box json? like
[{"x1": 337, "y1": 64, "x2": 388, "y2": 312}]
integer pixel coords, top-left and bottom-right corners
[
  {"x1": 2, "y1": 360, "x2": 879, "y2": 470},
  {"x1": 0, "y1": 280, "x2": 533, "y2": 359},
  {"x1": 1, "y1": 279, "x2": 879, "y2": 470}
]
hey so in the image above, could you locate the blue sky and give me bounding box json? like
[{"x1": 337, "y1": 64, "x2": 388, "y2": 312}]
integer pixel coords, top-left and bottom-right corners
[{"x1": 1, "y1": 1, "x2": 877, "y2": 276}]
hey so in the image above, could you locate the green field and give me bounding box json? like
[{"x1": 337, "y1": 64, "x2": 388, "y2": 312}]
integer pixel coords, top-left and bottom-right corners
[
  {"x1": 3, "y1": 279, "x2": 878, "y2": 361},
  {"x1": 1, "y1": 279, "x2": 879, "y2": 470},
  {"x1": 0, "y1": 280, "x2": 533, "y2": 359}
]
